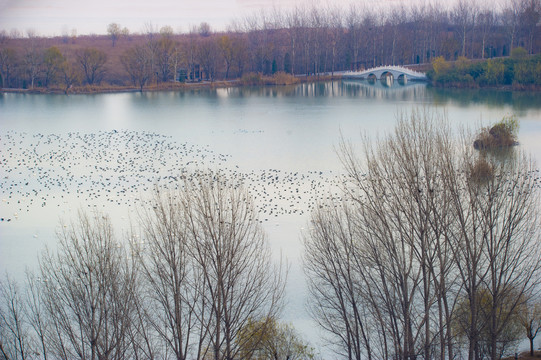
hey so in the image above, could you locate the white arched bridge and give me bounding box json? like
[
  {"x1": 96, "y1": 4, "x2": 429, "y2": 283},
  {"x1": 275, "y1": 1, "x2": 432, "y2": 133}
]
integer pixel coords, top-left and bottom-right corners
[{"x1": 342, "y1": 66, "x2": 428, "y2": 81}]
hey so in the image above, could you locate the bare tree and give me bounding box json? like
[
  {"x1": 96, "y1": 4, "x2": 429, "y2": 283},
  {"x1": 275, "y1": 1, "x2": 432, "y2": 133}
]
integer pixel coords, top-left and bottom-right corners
[
  {"x1": 59, "y1": 57, "x2": 81, "y2": 94},
  {"x1": 285, "y1": 6, "x2": 305, "y2": 75},
  {"x1": 501, "y1": 0, "x2": 521, "y2": 54},
  {"x1": 179, "y1": 172, "x2": 286, "y2": 360},
  {"x1": 137, "y1": 189, "x2": 207, "y2": 360},
  {"x1": 231, "y1": 35, "x2": 248, "y2": 78},
  {"x1": 198, "y1": 22, "x2": 212, "y2": 37},
  {"x1": 155, "y1": 30, "x2": 179, "y2": 83},
  {"x1": 42, "y1": 46, "x2": 64, "y2": 87},
  {"x1": 184, "y1": 26, "x2": 199, "y2": 81},
  {"x1": 337, "y1": 110, "x2": 458, "y2": 360},
  {"x1": 478, "y1": 6, "x2": 495, "y2": 59},
  {"x1": 453, "y1": 0, "x2": 476, "y2": 57},
  {"x1": 107, "y1": 23, "x2": 122, "y2": 47},
  {"x1": 39, "y1": 211, "x2": 138, "y2": 360},
  {"x1": 519, "y1": 299, "x2": 541, "y2": 357},
  {"x1": 325, "y1": 5, "x2": 342, "y2": 76},
  {"x1": 518, "y1": 0, "x2": 541, "y2": 54},
  {"x1": 440, "y1": 124, "x2": 541, "y2": 360},
  {"x1": 218, "y1": 35, "x2": 234, "y2": 79},
  {"x1": 197, "y1": 38, "x2": 219, "y2": 81},
  {"x1": 0, "y1": 273, "x2": 31, "y2": 360},
  {"x1": 22, "y1": 31, "x2": 42, "y2": 89},
  {"x1": 121, "y1": 45, "x2": 152, "y2": 91},
  {"x1": 25, "y1": 270, "x2": 50, "y2": 360},
  {"x1": 304, "y1": 202, "x2": 375, "y2": 360},
  {"x1": 305, "y1": 109, "x2": 540, "y2": 360},
  {"x1": 76, "y1": 48, "x2": 107, "y2": 85},
  {"x1": 0, "y1": 47, "x2": 18, "y2": 88}
]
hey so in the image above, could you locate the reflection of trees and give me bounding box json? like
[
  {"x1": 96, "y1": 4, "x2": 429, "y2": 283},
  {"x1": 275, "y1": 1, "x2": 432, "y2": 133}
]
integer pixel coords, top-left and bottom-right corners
[
  {"x1": 216, "y1": 81, "x2": 428, "y2": 100},
  {"x1": 430, "y1": 88, "x2": 541, "y2": 112},
  {"x1": 341, "y1": 80, "x2": 428, "y2": 100}
]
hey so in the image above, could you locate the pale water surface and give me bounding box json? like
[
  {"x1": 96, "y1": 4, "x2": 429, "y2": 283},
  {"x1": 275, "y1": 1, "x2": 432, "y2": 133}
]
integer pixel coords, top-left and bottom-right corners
[{"x1": 1, "y1": 81, "x2": 541, "y2": 351}]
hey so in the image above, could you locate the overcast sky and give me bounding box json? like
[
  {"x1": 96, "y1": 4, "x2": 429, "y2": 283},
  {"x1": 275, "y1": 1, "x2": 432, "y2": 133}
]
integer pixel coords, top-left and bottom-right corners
[
  {"x1": 0, "y1": 0, "x2": 333, "y2": 37},
  {"x1": 0, "y1": 0, "x2": 433, "y2": 37}
]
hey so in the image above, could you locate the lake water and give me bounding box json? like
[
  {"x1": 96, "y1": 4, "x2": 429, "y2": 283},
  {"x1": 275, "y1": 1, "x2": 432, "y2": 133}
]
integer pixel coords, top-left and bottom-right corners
[{"x1": 1, "y1": 80, "x2": 541, "y2": 351}]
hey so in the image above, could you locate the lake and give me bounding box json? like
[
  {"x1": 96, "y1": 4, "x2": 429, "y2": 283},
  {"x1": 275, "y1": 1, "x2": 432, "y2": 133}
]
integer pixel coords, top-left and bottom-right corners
[{"x1": 1, "y1": 80, "x2": 541, "y2": 351}]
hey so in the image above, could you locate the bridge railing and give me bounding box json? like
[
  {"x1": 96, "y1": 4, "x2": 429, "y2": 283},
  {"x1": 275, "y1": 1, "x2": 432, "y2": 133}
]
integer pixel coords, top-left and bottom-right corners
[{"x1": 343, "y1": 65, "x2": 427, "y2": 79}]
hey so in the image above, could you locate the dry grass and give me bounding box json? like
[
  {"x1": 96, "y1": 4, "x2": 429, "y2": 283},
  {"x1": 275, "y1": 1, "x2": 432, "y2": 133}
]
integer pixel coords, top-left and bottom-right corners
[
  {"x1": 271, "y1": 72, "x2": 300, "y2": 85},
  {"x1": 241, "y1": 72, "x2": 300, "y2": 86}
]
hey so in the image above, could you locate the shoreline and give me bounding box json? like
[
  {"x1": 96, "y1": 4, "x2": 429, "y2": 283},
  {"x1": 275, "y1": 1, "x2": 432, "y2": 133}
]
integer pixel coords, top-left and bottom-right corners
[
  {"x1": 3, "y1": 75, "x2": 541, "y2": 95},
  {"x1": 0, "y1": 74, "x2": 342, "y2": 95}
]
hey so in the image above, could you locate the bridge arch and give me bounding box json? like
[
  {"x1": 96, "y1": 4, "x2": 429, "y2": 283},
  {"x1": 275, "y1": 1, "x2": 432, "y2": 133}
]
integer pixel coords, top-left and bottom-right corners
[
  {"x1": 397, "y1": 73, "x2": 407, "y2": 84},
  {"x1": 381, "y1": 71, "x2": 394, "y2": 87},
  {"x1": 343, "y1": 66, "x2": 427, "y2": 82},
  {"x1": 381, "y1": 71, "x2": 393, "y2": 79}
]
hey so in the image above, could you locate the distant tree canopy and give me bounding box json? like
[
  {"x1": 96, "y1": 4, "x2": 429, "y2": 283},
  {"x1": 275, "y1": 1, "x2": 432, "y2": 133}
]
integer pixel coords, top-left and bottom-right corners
[
  {"x1": 0, "y1": 0, "x2": 540, "y2": 90},
  {"x1": 429, "y1": 50, "x2": 541, "y2": 88},
  {"x1": 76, "y1": 47, "x2": 107, "y2": 85}
]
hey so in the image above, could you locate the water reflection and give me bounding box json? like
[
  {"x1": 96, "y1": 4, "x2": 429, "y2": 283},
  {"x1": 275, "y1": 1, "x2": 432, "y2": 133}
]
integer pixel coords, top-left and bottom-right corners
[
  {"x1": 62, "y1": 82, "x2": 540, "y2": 113},
  {"x1": 341, "y1": 80, "x2": 428, "y2": 100},
  {"x1": 431, "y1": 88, "x2": 541, "y2": 113},
  {"x1": 215, "y1": 80, "x2": 428, "y2": 99}
]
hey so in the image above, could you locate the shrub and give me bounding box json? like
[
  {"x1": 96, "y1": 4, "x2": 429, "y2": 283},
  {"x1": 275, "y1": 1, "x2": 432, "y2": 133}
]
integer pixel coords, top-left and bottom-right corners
[
  {"x1": 455, "y1": 56, "x2": 470, "y2": 71},
  {"x1": 511, "y1": 47, "x2": 528, "y2": 60},
  {"x1": 466, "y1": 62, "x2": 485, "y2": 81},
  {"x1": 513, "y1": 61, "x2": 537, "y2": 85},
  {"x1": 474, "y1": 115, "x2": 519, "y2": 150},
  {"x1": 479, "y1": 60, "x2": 505, "y2": 86},
  {"x1": 432, "y1": 56, "x2": 450, "y2": 75},
  {"x1": 271, "y1": 71, "x2": 299, "y2": 85},
  {"x1": 241, "y1": 72, "x2": 299, "y2": 86},
  {"x1": 241, "y1": 72, "x2": 264, "y2": 85}
]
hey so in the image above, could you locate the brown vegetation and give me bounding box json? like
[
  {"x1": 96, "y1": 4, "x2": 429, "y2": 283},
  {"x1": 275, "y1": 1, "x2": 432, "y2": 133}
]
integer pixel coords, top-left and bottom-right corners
[
  {"x1": 474, "y1": 116, "x2": 520, "y2": 150},
  {"x1": 241, "y1": 72, "x2": 300, "y2": 86},
  {"x1": 1, "y1": 0, "x2": 540, "y2": 92}
]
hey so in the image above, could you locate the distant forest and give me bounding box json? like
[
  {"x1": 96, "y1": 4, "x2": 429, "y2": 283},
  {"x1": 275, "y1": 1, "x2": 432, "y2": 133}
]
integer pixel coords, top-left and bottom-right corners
[{"x1": 0, "y1": 0, "x2": 539, "y2": 91}]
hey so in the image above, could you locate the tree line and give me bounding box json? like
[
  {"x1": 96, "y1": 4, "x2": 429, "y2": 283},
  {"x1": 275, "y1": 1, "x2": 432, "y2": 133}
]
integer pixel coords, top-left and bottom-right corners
[
  {"x1": 0, "y1": 0, "x2": 539, "y2": 91},
  {"x1": 0, "y1": 174, "x2": 310, "y2": 360},
  {"x1": 304, "y1": 112, "x2": 541, "y2": 360}
]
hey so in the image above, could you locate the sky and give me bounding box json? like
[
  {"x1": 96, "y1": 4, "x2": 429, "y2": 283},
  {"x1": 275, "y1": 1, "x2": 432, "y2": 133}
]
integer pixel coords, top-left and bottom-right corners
[{"x1": 0, "y1": 0, "x2": 321, "y2": 37}]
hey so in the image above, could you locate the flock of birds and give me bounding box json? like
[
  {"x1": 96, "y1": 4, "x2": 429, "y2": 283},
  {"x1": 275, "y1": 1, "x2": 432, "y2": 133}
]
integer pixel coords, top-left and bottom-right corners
[{"x1": 1, "y1": 129, "x2": 346, "y2": 224}]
